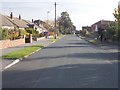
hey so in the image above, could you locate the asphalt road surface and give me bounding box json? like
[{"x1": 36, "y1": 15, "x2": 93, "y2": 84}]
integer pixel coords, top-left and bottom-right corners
[{"x1": 3, "y1": 35, "x2": 118, "y2": 88}]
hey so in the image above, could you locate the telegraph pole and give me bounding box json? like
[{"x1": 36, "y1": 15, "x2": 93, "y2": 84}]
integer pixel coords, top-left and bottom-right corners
[{"x1": 54, "y1": 2, "x2": 57, "y2": 39}]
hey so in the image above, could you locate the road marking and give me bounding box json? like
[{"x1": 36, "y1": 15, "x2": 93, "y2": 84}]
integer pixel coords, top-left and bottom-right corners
[
  {"x1": 3, "y1": 36, "x2": 65, "y2": 70},
  {"x1": 4, "y1": 59, "x2": 20, "y2": 70}
]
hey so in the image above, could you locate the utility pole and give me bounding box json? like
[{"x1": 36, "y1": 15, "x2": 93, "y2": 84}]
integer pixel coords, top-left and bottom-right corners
[{"x1": 54, "y1": 2, "x2": 57, "y2": 39}]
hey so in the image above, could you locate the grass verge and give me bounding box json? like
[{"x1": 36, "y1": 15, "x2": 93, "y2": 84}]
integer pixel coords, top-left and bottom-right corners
[
  {"x1": 89, "y1": 39, "x2": 98, "y2": 45},
  {"x1": 2, "y1": 45, "x2": 44, "y2": 59},
  {"x1": 81, "y1": 36, "x2": 86, "y2": 39},
  {"x1": 50, "y1": 35, "x2": 64, "y2": 42}
]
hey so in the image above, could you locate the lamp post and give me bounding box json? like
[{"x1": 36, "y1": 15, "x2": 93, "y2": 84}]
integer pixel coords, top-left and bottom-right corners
[
  {"x1": 47, "y1": 11, "x2": 50, "y2": 27},
  {"x1": 47, "y1": 11, "x2": 50, "y2": 21},
  {"x1": 46, "y1": 11, "x2": 50, "y2": 39}
]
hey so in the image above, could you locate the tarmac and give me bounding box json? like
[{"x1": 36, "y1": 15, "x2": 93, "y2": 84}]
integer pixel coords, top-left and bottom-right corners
[{"x1": 0, "y1": 35, "x2": 118, "y2": 70}]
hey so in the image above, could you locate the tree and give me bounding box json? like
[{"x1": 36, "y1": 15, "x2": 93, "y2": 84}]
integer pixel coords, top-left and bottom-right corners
[
  {"x1": 25, "y1": 28, "x2": 39, "y2": 37},
  {"x1": 113, "y1": 6, "x2": 120, "y2": 42},
  {"x1": 44, "y1": 20, "x2": 55, "y2": 32},
  {"x1": 106, "y1": 22, "x2": 117, "y2": 41},
  {"x1": 57, "y1": 12, "x2": 73, "y2": 34}
]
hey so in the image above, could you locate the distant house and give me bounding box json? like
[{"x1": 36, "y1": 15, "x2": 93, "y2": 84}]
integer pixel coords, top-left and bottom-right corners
[
  {"x1": 27, "y1": 23, "x2": 43, "y2": 33},
  {"x1": 34, "y1": 19, "x2": 47, "y2": 32},
  {"x1": 71, "y1": 25, "x2": 76, "y2": 34},
  {"x1": 91, "y1": 20, "x2": 114, "y2": 32},
  {"x1": 82, "y1": 26, "x2": 91, "y2": 32}
]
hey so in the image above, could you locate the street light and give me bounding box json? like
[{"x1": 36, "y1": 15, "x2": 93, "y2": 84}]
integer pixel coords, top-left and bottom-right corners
[{"x1": 47, "y1": 11, "x2": 50, "y2": 21}]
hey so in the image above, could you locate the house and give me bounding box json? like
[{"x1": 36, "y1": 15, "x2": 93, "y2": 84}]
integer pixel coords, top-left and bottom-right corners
[
  {"x1": 1, "y1": 13, "x2": 44, "y2": 33},
  {"x1": 91, "y1": 20, "x2": 114, "y2": 32},
  {"x1": 71, "y1": 25, "x2": 76, "y2": 34},
  {"x1": 1, "y1": 13, "x2": 48, "y2": 37},
  {"x1": 0, "y1": 14, "x2": 15, "y2": 29},
  {"x1": 27, "y1": 23, "x2": 43, "y2": 34},
  {"x1": 82, "y1": 26, "x2": 91, "y2": 32},
  {"x1": 34, "y1": 19, "x2": 47, "y2": 32},
  {"x1": 1, "y1": 13, "x2": 31, "y2": 30},
  {"x1": 7, "y1": 12, "x2": 29, "y2": 30},
  {"x1": 23, "y1": 19, "x2": 42, "y2": 33}
]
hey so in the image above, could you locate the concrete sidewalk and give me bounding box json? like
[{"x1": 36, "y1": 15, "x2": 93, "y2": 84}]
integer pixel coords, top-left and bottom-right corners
[{"x1": 1, "y1": 36, "x2": 54, "y2": 70}]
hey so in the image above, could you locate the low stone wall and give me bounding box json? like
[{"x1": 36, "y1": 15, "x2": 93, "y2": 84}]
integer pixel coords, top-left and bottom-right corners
[
  {"x1": 36, "y1": 37, "x2": 45, "y2": 41},
  {"x1": 0, "y1": 38, "x2": 25, "y2": 49}
]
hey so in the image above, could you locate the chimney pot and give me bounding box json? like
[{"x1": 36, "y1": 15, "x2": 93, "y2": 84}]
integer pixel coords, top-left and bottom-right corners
[
  {"x1": 10, "y1": 12, "x2": 13, "y2": 19},
  {"x1": 19, "y1": 14, "x2": 21, "y2": 20},
  {"x1": 32, "y1": 19, "x2": 34, "y2": 23}
]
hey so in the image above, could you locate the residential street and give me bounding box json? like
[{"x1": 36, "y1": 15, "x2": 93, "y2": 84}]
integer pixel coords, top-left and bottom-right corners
[{"x1": 2, "y1": 35, "x2": 118, "y2": 88}]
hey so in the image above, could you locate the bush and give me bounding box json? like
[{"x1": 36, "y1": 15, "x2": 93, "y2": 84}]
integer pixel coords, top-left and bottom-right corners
[
  {"x1": 26, "y1": 28, "x2": 39, "y2": 37},
  {"x1": 106, "y1": 27, "x2": 116, "y2": 41},
  {"x1": 81, "y1": 29, "x2": 87, "y2": 36},
  {"x1": 2, "y1": 28, "x2": 10, "y2": 40},
  {"x1": 0, "y1": 28, "x2": 27, "y2": 40}
]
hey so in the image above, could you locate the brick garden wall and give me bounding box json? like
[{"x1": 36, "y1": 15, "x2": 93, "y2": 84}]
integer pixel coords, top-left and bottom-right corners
[{"x1": 0, "y1": 38, "x2": 25, "y2": 49}]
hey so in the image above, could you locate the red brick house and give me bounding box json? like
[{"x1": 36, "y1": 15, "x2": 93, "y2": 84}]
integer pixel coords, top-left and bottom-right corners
[{"x1": 91, "y1": 20, "x2": 114, "y2": 32}]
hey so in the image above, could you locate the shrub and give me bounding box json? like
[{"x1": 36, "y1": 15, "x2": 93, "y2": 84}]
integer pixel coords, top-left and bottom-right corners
[
  {"x1": 26, "y1": 28, "x2": 39, "y2": 37},
  {"x1": 2, "y1": 28, "x2": 10, "y2": 40},
  {"x1": 0, "y1": 28, "x2": 27, "y2": 40},
  {"x1": 81, "y1": 29, "x2": 87, "y2": 36}
]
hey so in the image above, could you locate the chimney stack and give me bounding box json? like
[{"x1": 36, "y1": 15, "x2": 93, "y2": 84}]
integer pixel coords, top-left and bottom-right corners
[
  {"x1": 19, "y1": 14, "x2": 21, "y2": 20},
  {"x1": 32, "y1": 19, "x2": 34, "y2": 23},
  {"x1": 10, "y1": 12, "x2": 13, "y2": 19}
]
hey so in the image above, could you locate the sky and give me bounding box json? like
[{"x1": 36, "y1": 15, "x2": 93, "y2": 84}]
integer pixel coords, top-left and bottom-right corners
[{"x1": 1, "y1": 0, "x2": 119, "y2": 30}]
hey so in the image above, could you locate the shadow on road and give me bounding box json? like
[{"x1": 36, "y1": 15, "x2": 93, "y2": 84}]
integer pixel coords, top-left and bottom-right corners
[
  {"x1": 24, "y1": 51, "x2": 118, "y2": 61},
  {"x1": 43, "y1": 45, "x2": 89, "y2": 49},
  {"x1": 3, "y1": 63, "x2": 118, "y2": 88}
]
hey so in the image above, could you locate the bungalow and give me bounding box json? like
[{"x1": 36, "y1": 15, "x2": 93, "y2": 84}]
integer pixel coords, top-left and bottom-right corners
[
  {"x1": 0, "y1": 14, "x2": 15, "y2": 29},
  {"x1": 1, "y1": 13, "x2": 48, "y2": 38},
  {"x1": 1, "y1": 13, "x2": 30, "y2": 30},
  {"x1": 7, "y1": 12, "x2": 29, "y2": 30},
  {"x1": 1, "y1": 13, "x2": 44, "y2": 33}
]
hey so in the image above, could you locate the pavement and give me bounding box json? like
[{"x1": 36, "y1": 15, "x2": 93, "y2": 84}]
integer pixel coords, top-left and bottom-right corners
[
  {"x1": 1, "y1": 36, "x2": 55, "y2": 70},
  {"x1": 3, "y1": 35, "x2": 118, "y2": 88},
  {"x1": 79, "y1": 35, "x2": 118, "y2": 53}
]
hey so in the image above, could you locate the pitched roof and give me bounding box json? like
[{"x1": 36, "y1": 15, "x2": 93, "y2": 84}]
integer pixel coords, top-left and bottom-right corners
[
  {"x1": 7, "y1": 16, "x2": 29, "y2": 28},
  {"x1": 23, "y1": 20, "x2": 33, "y2": 25},
  {"x1": 0, "y1": 14, "x2": 15, "y2": 27},
  {"x1": 1, "y1": 14, "x2": 31, "y2": 28},
  {"x1": 92, "y1": 20, "x2": 114, "y2": 26}
]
